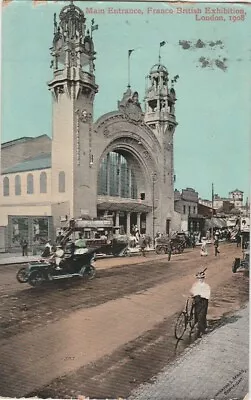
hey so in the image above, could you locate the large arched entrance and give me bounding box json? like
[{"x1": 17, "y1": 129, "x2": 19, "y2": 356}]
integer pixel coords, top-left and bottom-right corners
[{"x1": 96, "y1": 141, "x2": 155, "y2": 235}]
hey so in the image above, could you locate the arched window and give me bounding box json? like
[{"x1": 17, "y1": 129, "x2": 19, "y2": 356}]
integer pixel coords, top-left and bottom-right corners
[
  {"x1": 97, "y1": 152, "x2": 137, "y2": 199},
  {"x1": 40, "y1": 172, "x2": 47, "y2": 193},
  {"x1": 59, "y1": 171, "x2": 65, "y2": 193},
  {"x1": 3, "y1": 176, "x2": 9, "y2": 196},
  {"x1": 27, "y1": 173, "x2": 34, "y2": 194},
  {"x1": 15, "y1": 175, "x2": 21, "y2": 195}
]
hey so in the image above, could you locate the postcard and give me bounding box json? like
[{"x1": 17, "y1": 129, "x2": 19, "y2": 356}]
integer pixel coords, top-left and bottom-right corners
[{"x1": 0, "y1": 1, "x2": 249, "y2": 399}]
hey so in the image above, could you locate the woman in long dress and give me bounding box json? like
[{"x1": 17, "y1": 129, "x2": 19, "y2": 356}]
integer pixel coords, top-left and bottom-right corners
[{"x1": 200, "y1": 237, "x2": 208, "y2": 256}]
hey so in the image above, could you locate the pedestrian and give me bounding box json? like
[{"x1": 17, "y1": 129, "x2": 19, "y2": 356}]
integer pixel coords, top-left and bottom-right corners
[
  {"x1": 20, "y1": 238, "x2": 28, "y2": 256},
  {"x1": 56, "y1": 231, "x2": 64, "y2": 244},
  {"x1": 190, "y1": 268, "x2": 211, "y2": 338},
  {"x1": 236, "y1": 232, "x2": 241, "y2": 248},
  {"x1": 214, "y1": 237, "x2": 220, "y2": 256},
  {"x1": 41, "y1": 239, "x2": 52, "y2": 258},
  {"x1": 75, "y1": 233, "x2": 86, "y2": 248},
  {"x1": 192, "y1": 234, "x2": 196, "y2": 249},
  {"x1": 200, "y1": 237, "x2": 208, "y2": 257},
  {"x1": 138, "y1": 235, "x2": 147, "y2": 257}
]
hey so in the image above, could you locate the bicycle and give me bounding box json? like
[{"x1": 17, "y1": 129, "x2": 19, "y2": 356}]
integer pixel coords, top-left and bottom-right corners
[{"x1": 174, "y1": 296, "x2": 196, "y2": 340}]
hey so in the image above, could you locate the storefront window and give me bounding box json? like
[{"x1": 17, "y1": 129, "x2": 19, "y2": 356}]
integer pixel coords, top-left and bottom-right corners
[
  {"x1": 32, "y1": 218, "x2": 49, "y2": 245},
  {"x1": 11, "y1": 217, "x2": 28, "y2": 245}
]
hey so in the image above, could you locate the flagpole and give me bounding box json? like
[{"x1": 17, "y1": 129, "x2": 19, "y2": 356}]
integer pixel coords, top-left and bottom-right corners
[
  {"x1": 212, "y1": 183, "x2": 214, "y2": 217},
  {"x1": 128, "y1": 53, "x2": 131, "y2": 88}
]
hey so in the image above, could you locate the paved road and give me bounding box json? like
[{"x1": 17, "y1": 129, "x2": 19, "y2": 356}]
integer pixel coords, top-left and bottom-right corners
[
  {"x1": 0, "y1": 244, "x2": 248, "y2": 398},
  {"x1": 129, "y1": 306, "x2": 249, "y2": 400}
]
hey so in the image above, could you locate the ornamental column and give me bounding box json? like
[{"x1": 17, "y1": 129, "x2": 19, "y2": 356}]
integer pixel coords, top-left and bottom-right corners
[
  {"x1": 126, "y1": 212, "x2": 131, "y2": 235},
  {"x1": 137, "y1": 213, "x2": 141, "y2": 234},
  {"x1": 115, "y1": 211, "x2": 120, "y2": 227}
]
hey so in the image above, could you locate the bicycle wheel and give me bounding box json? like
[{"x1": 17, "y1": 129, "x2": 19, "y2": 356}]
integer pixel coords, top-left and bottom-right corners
[
  {"x1": 175, "y1": 312, "x2": 187, "y2": 340},
  {"x1": 189, "y1": 303, "x2": 196, "y2": 330}
]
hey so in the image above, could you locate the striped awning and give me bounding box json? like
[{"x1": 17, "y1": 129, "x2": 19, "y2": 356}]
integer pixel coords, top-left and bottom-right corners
[{"x1": 205, "y1": 218, "x2": 227, "y2": 229}]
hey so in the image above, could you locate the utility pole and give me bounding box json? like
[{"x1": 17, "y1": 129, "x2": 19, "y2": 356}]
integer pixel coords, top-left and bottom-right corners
[
  {"x1": 211, "y1": 182, "x2": 214, "y2": 239},
  {"x1": 211, "y1": 182, "x2": 214, "y2": 216}
]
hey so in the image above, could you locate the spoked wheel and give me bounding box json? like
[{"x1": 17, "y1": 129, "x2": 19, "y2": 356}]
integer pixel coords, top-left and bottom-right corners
[
  {"x1": 80, "y1": 265, "x2": 96, "y2": 280},
  {"x1": 175, "y1": 312, "x2": 187, "y2": 340},
  {"x1": 156, "y1": 246, "x2": 164, "y2": 255},
  {"x1": 189, "y1": 304, "x2": 197, "y2": 330},
  {"x1": 87, "y1": 265, "x2": 96, "y2": 280},
  {"x1": 28, "y1": 270, "x2": 45, "y2": 287},
  {"x1": 16, "y1": 267, "x2": 29, "y2": 283}
]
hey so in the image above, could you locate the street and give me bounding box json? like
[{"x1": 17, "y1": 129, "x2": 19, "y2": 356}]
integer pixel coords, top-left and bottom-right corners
[{"x1": 0, "y1": 243, "x2": 249, "y2": 398}]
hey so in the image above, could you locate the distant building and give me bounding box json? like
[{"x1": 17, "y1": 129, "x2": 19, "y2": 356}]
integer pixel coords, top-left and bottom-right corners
[
  {"x1": 228, "y1": 189, "x2": 243, "y2": 209},
  {"x1": 0, "y1": 2, "x2": 178, "y2": 251},
  {"x1": 174, "y1": 188, "x2": 205, "y2": 233}
]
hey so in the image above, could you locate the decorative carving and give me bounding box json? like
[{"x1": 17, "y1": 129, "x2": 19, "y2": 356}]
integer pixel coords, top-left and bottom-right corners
[
  {"x1": 75, "y1": 110, "x2": 80, "y2": 166},
  {"x1": 70, "y1": 50, "x2": 78, "y2": 67},
  {"x1": 103, "y1": 127, "x2": 111, "y2": 138},
  {"x1": 76, "y1": 109, "x2": 92, "y2": 123},
  {"x1": 143, "y1": 150, "x2": 151, "y2": 161},
  {"x1": 59, "y1": 2, "x2": 86, "y2": 41},
  {"x1": 118, "y1": 89, "x2": 144, "y2": 123},
  {"x1": 168, "y1": 123, "x2": 175, "y2": 132}
]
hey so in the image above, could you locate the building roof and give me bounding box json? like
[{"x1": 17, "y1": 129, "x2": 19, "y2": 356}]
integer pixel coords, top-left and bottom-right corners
[
  {"x1": 1, "y1": 134, "x2": 50, "y2": 149},
  {"x1": 2, "y1": 153, "x2": 51, "y2": 174}
]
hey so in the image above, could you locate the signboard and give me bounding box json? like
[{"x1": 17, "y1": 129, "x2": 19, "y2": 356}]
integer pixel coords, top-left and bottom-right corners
[
  {"x1": 75, "y1": 219, "x2": 113, "y2": 229},
  {"x1": 240, "y1": 217, "x2": 250, "y2": 232}
]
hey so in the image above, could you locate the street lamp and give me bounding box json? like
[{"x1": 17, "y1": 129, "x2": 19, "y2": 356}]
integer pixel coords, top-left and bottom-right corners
[{"x1": 152, "y1": 172, "x2": 157, "y2": 243}]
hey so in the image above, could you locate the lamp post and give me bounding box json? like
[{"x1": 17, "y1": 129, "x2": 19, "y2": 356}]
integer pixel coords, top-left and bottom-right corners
[{"x1": 152, "y1": 172, "x2": 157, "y2": 243}]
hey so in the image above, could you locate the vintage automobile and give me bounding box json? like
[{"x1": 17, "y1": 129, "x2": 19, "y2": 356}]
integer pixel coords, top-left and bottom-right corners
[
  {"x1": 155, "y1": 233, "x2": 185, "y2": 256},
  {"x1": 16, "y1": 247, "x2": 97, "y2": 287},
  {"x1": 59, "y1": 217, "x2": 128, "y2": 257}
]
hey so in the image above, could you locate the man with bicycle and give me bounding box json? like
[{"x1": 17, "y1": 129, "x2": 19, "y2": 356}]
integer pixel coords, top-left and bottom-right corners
[{"x1": 190, "y1": 268, "x2": 211, "y2": 338}]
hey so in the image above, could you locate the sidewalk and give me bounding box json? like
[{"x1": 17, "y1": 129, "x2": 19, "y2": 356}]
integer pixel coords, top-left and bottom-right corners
[
  {"x1": 0, "y1": 251, "x2": 170, "y2": 269},
  {"x1": 129, "y1": 306, "x2": 249, "y2": 400}
]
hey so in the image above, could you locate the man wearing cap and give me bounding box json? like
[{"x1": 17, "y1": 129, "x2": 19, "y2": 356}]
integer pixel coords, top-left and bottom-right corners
[{"x1": 190, "y1": 269, "x2": 211, "y2": 338}]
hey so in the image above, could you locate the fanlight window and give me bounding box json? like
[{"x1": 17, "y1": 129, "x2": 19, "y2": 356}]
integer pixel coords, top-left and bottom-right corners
[{"x1": 97, "y1": 152, "x2": 137, "y2": 199}]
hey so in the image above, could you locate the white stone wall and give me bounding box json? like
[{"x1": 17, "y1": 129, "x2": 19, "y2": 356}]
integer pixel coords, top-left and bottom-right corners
[{"x1": 0, "y1": 168, "x2": 52, "y2": 225}]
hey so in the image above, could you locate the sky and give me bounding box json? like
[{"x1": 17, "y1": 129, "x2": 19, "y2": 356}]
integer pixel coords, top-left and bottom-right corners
[{"x1": 1, "y1": 0, "x2": 251, "y2": 200}]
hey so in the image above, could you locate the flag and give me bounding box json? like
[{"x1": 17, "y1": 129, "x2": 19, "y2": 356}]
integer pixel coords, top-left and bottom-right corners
[
  {"x1": 160, "y1": 41, "x2": 166, "y2": 47},
  {"x1": 91, "y1": 24, "x2": 98, "y2": 32},
  {"x1": 128, "y1": 49, "x2": 135, "y2": 57}
]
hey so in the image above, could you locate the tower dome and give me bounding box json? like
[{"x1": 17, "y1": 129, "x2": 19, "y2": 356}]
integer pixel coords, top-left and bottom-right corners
[
  {"x1": 59, "y1": 1, "x2": 86, "y2": 41},
  {"x1": 150, "y1": 63, "x2": 168, "y2": 74}
]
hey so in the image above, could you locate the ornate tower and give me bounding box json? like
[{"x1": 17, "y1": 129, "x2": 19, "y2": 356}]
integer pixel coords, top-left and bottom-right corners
[
  {"x1": 144, "y1": 63, "x2": 178, "y2": 233},
  {"x1": 48, "y1": 1, "x2": 98, "y2": 222}
]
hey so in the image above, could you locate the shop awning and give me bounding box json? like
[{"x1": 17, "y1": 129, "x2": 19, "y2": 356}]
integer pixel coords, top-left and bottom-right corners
[
  {"x1": 97, "y1": 201, "x2": 152, "y2": 213},
  {"x1": 205, "y1": 218, "x2": 227, "y2": 229}
]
